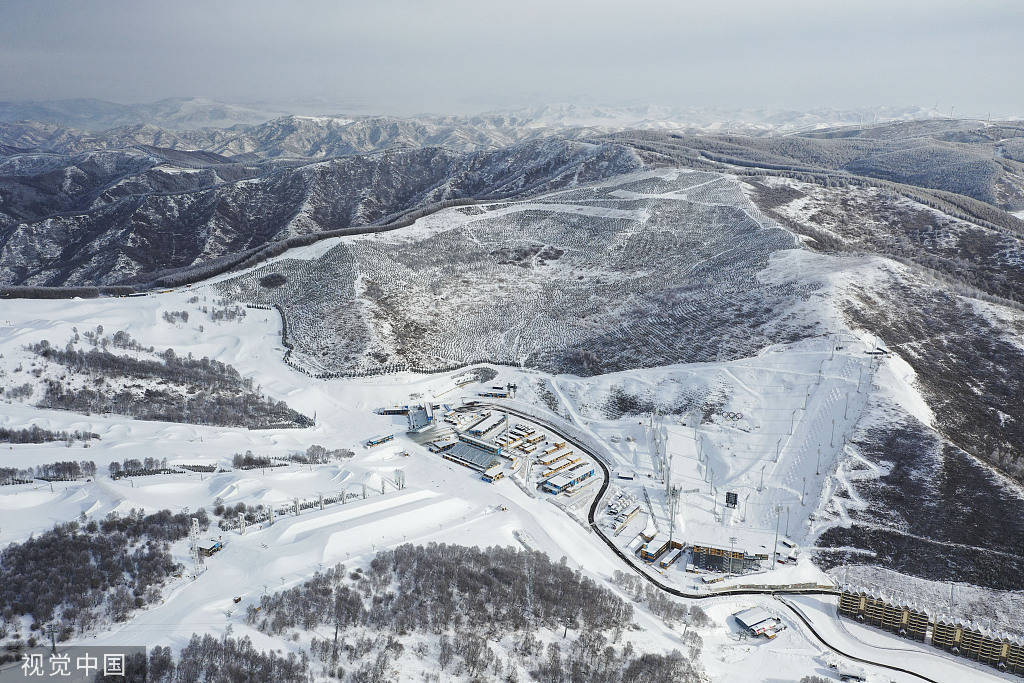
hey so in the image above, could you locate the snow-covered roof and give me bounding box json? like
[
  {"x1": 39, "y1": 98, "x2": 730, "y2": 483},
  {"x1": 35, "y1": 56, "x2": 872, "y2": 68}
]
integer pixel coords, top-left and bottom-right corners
[
  {"x1": 734, "y1": 607, "x2": 775, "y2": 630},
  {"x1": 446, "y1": 443, "x2": 501, "y2": 470}
]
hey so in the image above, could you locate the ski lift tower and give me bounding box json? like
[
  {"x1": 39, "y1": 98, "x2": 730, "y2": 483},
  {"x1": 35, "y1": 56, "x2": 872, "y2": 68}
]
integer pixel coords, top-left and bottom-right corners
[
  {"x1": 664, "y1": 445, "x2": 674, "y2": 497},
  {"x1": 649, "y1": 409, "x2": 665, "y2": 478},
  {"x1": 189, "y1": 517, "x2": 203, "y2": 578},
  {"x1": 667, "y1": 485, "x2": 680, "y2": 545}
]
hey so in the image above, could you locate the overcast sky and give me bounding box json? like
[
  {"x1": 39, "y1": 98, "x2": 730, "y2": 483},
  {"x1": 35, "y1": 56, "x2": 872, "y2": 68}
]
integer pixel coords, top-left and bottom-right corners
[{"x1": 1, "y1": 0, "x2": 1021, "y2": 116}]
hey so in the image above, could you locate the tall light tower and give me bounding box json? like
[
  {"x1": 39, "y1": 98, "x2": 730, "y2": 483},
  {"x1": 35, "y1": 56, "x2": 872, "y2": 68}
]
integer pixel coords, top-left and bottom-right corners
[
  {"x1": 664, "y1": 448, "x2": 674, "y2": 497},
  {"x1": 667, "y1": 486, "x2": 681, "y2": 546},
  {"x1": 772, "y1": 505, "x2": 783, "y2": 570},
  {"x1": 189, "y1": 517, "x2": 203, "y2": 578}
]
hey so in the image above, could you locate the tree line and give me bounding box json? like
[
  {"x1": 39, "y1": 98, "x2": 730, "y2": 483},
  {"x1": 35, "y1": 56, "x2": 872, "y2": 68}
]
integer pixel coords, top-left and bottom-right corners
[
  {"x1": 0, "y1": 425, "x2": 99, "y2": 444},
  {"x1": 108, "y1": 457, "x2": 172, "y2": 478},
  {"x1": 0, "y1": 460, "x2": 96, "y2": 485},
  {"x1": 25, "y1": 338, "x2": 313, "y2": 429},
  {"x1": 0, "y1": 509, "x2": 208, "y2": 638}
]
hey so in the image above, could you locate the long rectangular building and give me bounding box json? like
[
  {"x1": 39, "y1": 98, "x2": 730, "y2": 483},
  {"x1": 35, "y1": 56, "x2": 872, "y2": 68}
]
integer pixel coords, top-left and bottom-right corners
[
  {"x1": 541, "y1": 456, "x2": 583, "y2": 479},
  {"x1": 442, "y1": 443, "x2": 502, "y2": 472},
  {"x1": 366, "y1": 434, "x2": 394, "y2": 447},
  {"x1": 541, "y1": 464, "x2": 595, "y2": 494},
  {"x1": 691, "y1": 542, "x2": 766, "y2": 572},
  {"x1": 458, "y1": 433, "x2": 503, "y2": 454},
  {"x1": 537, "y1": 447, "x2": 573, "y2": 466},
  {"x1": 468, "y1": 413, "x2": 506, "y2": 437}
]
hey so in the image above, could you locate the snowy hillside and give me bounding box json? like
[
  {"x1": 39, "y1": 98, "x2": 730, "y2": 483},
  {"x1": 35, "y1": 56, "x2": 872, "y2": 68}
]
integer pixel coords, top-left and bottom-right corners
[
  {"x1": 0, "y1": 139, "x2": 642, "y2": 286},
  {"x1": 216, "y1": 170, "x2": 814, "y2": 377},
  {"x1": 0, "y1": 272, "x2": 1016, "y2": 682},
  {"x1": 1, "y1": 129, "x2": 1023, "y2": 682}
]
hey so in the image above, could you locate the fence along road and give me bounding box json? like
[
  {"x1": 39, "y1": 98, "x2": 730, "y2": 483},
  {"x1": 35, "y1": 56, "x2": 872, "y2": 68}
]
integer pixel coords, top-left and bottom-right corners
[{"x1": 471, "y1": 400, "x2": 942, "y2": 683}]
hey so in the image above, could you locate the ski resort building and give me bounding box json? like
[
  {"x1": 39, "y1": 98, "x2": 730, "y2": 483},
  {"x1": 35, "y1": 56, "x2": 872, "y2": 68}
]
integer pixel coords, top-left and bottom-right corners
[
  {"x1": 457, "y1": 411, "x2": 491, "y2": 432},
  {"x1": 540, "y1": 464, "x2": 595, "y2": 494},
  {"x1": 932, "y1": 619, "x2": 1021, "y2": 669},
  {"x1": 478, "y1": 390, "x2": 509, "y2": 398},
  {"x1": 198, "y1": 540, "x2": 224, "y2": 557},
  {"x1": 733, "y1": 607, "x2": 784, "y2": 639},
  {"x1": 377, "y1": 405, "x2": 410, "y2": 416},
  {"x1": 442, "y1": 443, "x2": 502, "y2": 473},
  {"x1": 613, "y1": 503, "x2": 641, "y2": 535},
  {"x1": 494, "y1": 433, "x2": 522, "y2": 448},
  {"x1": 426, "y1": 437, "x2": 458, "y2": 453},
  {"x1": 838, "y1": 586, "x2": 1024, "y2": 674},
  {"x1": 407, "y1": 404, "x2": 435, "y2": 431},
  {"x1": 540, "y1": 455, "x2": 584, "y2": 479},
  {"x1": 366, "y1": 434, "x2": 394, "y2": 448},
  {"x1": 467, "y1": 413, "x2": 506, "y2": 437},
  {"x1": 639, "y1": 534, "x2": 683, "y2": 563},
  {"x1": 838, "y1": 589, "x2": 929, "y2": 641},
  {"x1": 690, "y1": 542, "x2": 766, "y2": 572},
  {"x1": 457, "y1": 433, "x2": 503, "y2": 454},
  {"x1": 537, "y1": 446, "x2": 573, "y2": 466},
  {"x1": 481, "y1": 464, "x2": 505, "y2": 483}
]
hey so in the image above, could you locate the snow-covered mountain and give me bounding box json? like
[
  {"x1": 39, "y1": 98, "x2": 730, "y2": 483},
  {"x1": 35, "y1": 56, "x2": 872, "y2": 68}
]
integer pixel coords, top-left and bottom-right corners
[
  {"x1": 2, "y1": 106, "x2": 1024, "y2": 682},
  {"x1": 0, "y1": 139, "x2": 642, "y2": 286},
  {"x1": 484, "y1": 103, "x2": 958, "y2": 135},
  {"x1": 0, "y1": 97, "x2": 969, "y2": 137}
]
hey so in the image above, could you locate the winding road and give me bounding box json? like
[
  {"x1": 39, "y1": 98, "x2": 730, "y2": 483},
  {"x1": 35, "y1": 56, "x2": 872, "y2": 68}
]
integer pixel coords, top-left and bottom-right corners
[{"x1": 473, "y1": 400, "x2": 947, "y2": 683}]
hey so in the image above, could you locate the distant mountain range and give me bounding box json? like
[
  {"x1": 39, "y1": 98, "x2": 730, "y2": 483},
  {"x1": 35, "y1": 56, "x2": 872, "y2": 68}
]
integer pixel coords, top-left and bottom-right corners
[{"x1": 0, "y1": 96, "x2": 984, "y2": 135}]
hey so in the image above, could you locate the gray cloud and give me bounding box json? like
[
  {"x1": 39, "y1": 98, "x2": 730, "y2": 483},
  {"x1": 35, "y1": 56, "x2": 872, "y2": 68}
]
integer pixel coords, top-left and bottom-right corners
[{"x1": 0, "y1": 0, "x2": 1020, "y2": 116}]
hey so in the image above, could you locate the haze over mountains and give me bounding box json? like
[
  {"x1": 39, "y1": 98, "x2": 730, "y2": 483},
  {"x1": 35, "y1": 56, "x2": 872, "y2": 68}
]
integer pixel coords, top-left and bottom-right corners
[{"x1": 0, "y1": 96, "x2": 959, "y2": 133}]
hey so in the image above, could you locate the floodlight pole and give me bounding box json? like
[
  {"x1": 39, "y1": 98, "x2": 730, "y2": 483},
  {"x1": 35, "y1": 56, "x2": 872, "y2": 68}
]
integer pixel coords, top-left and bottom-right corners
[
  {"x1": 758, "y1": 464, "x2": 766, "y2": 492},
  {"x1": 45, "y1": 624, "x2": 59, "y2": 654},
  {"x1": 772, "y1": 505, "x2": 782, "y2": 570}
]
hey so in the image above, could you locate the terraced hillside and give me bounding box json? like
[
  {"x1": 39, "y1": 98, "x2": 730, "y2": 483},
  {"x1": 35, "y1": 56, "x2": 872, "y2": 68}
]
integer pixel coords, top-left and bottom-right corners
[{"x1": 217, "y1": 170, "x2": 817, "y2": 376}]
